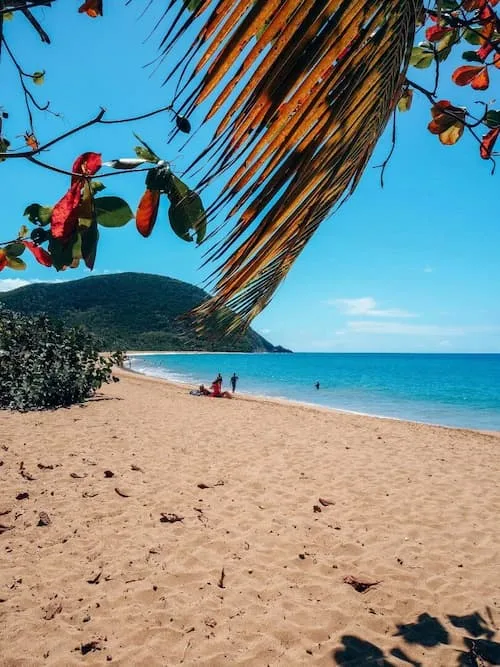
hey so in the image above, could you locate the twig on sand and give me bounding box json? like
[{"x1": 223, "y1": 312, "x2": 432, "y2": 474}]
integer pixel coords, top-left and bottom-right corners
[
  {"x1": 218, "y1": 568, "x2": 225, "y2": 589},
  {"x1": 343, "y1": 575, "x2": 381, "y2": 593},
  {"x1": 197, "y1": 480, "x2": 225, "y2": 489},
  {"x1": 160, "y1": 513, "x2": 184, "y2": 524},
  {"x1": 180, "y1": 639, "x2": 192, "y2": 663},
  {"x1": 87, "y1": 570, "x2": 102, "y2": 585}
]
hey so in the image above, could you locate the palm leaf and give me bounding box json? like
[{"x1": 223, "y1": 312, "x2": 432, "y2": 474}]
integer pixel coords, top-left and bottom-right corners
[{"x1": 159, "y1": 0, "x2": 422, "y2": 331}]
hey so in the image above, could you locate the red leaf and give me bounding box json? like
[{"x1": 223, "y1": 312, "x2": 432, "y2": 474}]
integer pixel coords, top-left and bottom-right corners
[
  {"x1": 71, "y1": 152, "x2": 102, "y2": 183},
  {"x1": 78, "y1": 0, "x2": 102, "y2": 17},
  {"x1": 452, "y1": 65, "x2": 483, "y2": 86},
  {"x1": 480, "y1": 127, "x2": 500, "y2": 159},
  {"x1": 24, "y1": 133, "x2": 39, "y2": 150},
  {"x1": 477, "y1": 42, "x2": 494, "y2": 60},
  {"x1": 462, "y1": 0, "x2": 485, "y2": 9},
  {"x1": 428, "y1": 101, "x2": 466, "y2": 146},
  {"x1": 426, "y1": 25, "x2": 453, "y2": 42},
  {"x1": 471, "y1": 67, "x2": 489, "y2": 90},
  {"x1": 452, "y1": 65, "x2": 489, "y2": 90},
  {"x1": 0, "y1": 250, "x2": 7, "y2": 272},
  {"x1": 136, "y1": 189, "x2": 160, "y2": 238},
  {"x1": 22, "y1": 241, "x2": 53, "y2": 267},
  {"x1": 51, "y1": 182, "x2": 82, "y2": 242}
]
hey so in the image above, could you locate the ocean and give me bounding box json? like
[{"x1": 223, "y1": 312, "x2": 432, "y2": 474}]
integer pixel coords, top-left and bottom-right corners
[{"x1": 129, "y1": 353, "x2": 500, "y2": 431}]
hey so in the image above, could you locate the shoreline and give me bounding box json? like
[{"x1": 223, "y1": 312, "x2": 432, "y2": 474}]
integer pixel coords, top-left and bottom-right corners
[{"x1": 123, "y1": 361, "x2": 500, "y2": 437}]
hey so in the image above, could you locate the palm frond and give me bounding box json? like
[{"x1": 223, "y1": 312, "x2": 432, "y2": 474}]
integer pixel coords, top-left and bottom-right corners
[{"x1": 160, "y1": 0, "x2": 422, "y2": 331}]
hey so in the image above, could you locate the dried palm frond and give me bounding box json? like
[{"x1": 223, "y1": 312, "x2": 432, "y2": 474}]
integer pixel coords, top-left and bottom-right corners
[{"x1": 159, "y1": 0, "x2": 422, "y2": 331}]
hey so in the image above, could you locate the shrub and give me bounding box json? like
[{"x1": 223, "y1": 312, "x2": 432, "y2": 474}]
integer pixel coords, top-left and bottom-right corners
[{"x1": 0, "y1": 306, "x2": 116, "y2": 411}]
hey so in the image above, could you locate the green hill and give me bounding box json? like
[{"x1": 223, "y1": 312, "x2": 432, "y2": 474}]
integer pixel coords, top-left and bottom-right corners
[{"x1": 0, "y1": 273, "x2": 290, "y2": 353}]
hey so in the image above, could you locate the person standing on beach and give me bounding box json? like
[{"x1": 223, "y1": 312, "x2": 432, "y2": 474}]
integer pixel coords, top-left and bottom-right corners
[{"x1": 230, "y1": 373, "x2": 239, "y2": 393}]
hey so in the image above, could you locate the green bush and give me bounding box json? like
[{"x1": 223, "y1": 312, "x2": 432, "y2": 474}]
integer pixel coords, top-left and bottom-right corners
[{"x1": 0, "y1": 306, "x2": 117, "y2": 411}]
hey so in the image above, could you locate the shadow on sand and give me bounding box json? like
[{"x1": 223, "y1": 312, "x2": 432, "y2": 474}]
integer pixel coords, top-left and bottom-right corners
[{"x1": 333, "y1": 609, "x2": 499, "y2": 666}]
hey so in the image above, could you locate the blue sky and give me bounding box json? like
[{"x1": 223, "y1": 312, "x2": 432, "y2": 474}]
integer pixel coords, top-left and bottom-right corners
[{"x1": 1, "y1": 3, "x2": 499, "y2": 353}]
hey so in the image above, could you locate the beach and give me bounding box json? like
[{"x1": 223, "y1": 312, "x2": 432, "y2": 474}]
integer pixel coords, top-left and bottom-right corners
[{"x1": 0, "y1": 370, "x2": 499, "y2": 666}]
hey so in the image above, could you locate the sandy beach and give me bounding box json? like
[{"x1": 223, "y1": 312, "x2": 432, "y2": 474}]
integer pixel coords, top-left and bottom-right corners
[{"x1": 1, "y1": 370, "x2": 499, "y2": 666}]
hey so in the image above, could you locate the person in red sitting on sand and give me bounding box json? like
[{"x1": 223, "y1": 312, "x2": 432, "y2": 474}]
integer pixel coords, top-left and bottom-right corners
[{"x1": 210, "y1": 377, "x2": 232, "y2": 399}]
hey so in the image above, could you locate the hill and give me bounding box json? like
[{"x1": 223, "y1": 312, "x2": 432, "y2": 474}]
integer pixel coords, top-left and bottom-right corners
[{"x1": 0, "y1": 273, "x2": 290, "y2": 353}]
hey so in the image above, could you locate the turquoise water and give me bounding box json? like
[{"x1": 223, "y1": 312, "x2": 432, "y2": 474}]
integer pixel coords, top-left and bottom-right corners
[{"x1": 130, "y1": 353, "x2": 500, "y2": 431}]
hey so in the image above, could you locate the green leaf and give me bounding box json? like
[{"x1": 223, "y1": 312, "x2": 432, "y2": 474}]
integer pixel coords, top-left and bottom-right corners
[
  {"x1": 463, "y1": 29, "x2": 481, "y2": 46},
  {"x1": 81, "y1": 221, "x2": 99, "y2": 269},
  {"x1": 462, "y1": 50, "x2": 482, "y2": 63},
  {"x1": 133, "y1": 133, "x2": 160, "y2": 163},
  {"x1": 48, "y1": 235, "x2": 74, "y2": 271},
  {"x1": 94, "y1": 196, "x2": 134, "y2": 227},
  {"x1": 72, "y1": 233, "x2": 83, "y2": 262},
  {"x1": 18, "y1": 225, "x2": 29, "y2": 239},
  {"x1": 145, "y1": 164, "x2": 171, "y2": 191},
  {"x1": 5, "y1": 242, "x2": 26, "y2": 258},
  {"x1": 440, "y1": 0, "x2": 459, "y2": 9},
  {"x1": 186, "y1": 0, "x2": 203, "y2": 10},
  {"x1": 134, "y1": 146, "x2": 160, "y2": 163},
  {"x1": 23, "y1": 203, "x2": 53, "y2": 225},
  {"x1": 90, "y1": 181, "x2": 106, "y2": 194},
  {"x1": 166, "y1": 173, "x2": 190, "y2": 202},
  {"x1": 3, "y1": 11, "x2": 14, "y2": 20},
  {"x1": 168, "y1": 189, "x2": 207, "y2": 244},
  {"x1": 485, "y1": 110, "x2": 500, "y2": 129},
  {"x1": 32, "y1": 71, "x2": 45, "y2": 85},
  {"x1": 410, "y1": 46, "x2": 434, "y2": 69},
  {"x1": 435, "y1": 30, "x2": 459, "y2": 61},
  {"x1": 397, "y1": 89, "x2": 413, "y2": 113},
  {"x1": 6, "y1": 257, "x2": 27, "y2": 271}
]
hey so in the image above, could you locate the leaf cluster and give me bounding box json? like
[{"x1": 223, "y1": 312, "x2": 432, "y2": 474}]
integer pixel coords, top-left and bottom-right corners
[{"x1": 0, "y1": 305, "x2": 115, "y2": 411}]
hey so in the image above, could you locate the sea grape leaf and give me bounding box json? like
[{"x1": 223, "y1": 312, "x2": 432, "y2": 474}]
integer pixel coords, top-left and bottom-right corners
[
  {"x1": 49, "y1": 235, "x2": 75, "y2": 271},
  {"x1": 485, "y1": 110, "x2": 500, "y2": 128},
  {"x1": 6, "y1": 256, "x2": 27, "y2": 270},
  {"x1": 463, "y1": 29, "x2": 481, "y2": 45},
  {"x1": 4, "y1": 242, "x2": 25, "y2": 258},
  {"x1": 397, "y1": 89, "x2": 413, "y2": 112},
  {"x1": 81, "y1": 221, "x2": 99, "y2": 269},
  {"x1": 133, "y1": 133, "x2": 160, "y2": 163},
  {"x1": 410, "y1": 45, "x2": 434, "y2": 69},
  {"x1": 32, "y1": 71, "x2": 45, "y2": 85},
  {"x1": 134, "y1": 146, "x2": 160, "y2": 163},
  {"x1": 462, "y1": 50, "x2": 483, "y2": 62},
  {"x1": 90, "y1": 181, "x2": 106, "y2": 194},
  {"x1": 94, "y1": 196, "x2": 134, "y2": 227},
  {"x1": 168, "y1": 190, "x2": 206, "y2": 244},
  {"x1": 24, "y1": 204, "x2": 52, "y2": 225},
  {"x1": 145, "y1": 164, "x2": 171, "y2": 191}
]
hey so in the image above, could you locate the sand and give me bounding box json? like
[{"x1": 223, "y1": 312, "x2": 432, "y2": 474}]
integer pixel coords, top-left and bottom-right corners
[{"x1": 0, "y1": 370, "x2": 499, "y2": 666}]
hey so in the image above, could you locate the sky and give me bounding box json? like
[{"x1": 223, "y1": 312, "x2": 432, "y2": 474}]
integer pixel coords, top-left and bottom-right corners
[{"x1": 1, "y1": 3, "x2": 499, "y2": 353}]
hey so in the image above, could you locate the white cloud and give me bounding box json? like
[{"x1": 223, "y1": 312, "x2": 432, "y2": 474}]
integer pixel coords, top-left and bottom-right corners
[
  {"x1": 347, "y1": 321, "x2": 499, "y2": 337},
  {"x1": 0, "y1": 278, "x2": 32, "y2": 292},
  {"x1": 424, "y1": 266, "x2": 433, "y2": 273},
  {"x1": 330, "y1": 297, "x2": 417, "y2": 318}
]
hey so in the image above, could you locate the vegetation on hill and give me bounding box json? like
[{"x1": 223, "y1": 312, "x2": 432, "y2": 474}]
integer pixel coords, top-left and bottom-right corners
[{"x1": 0, "y1": 273, "x2": 288, "y2": 353}]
